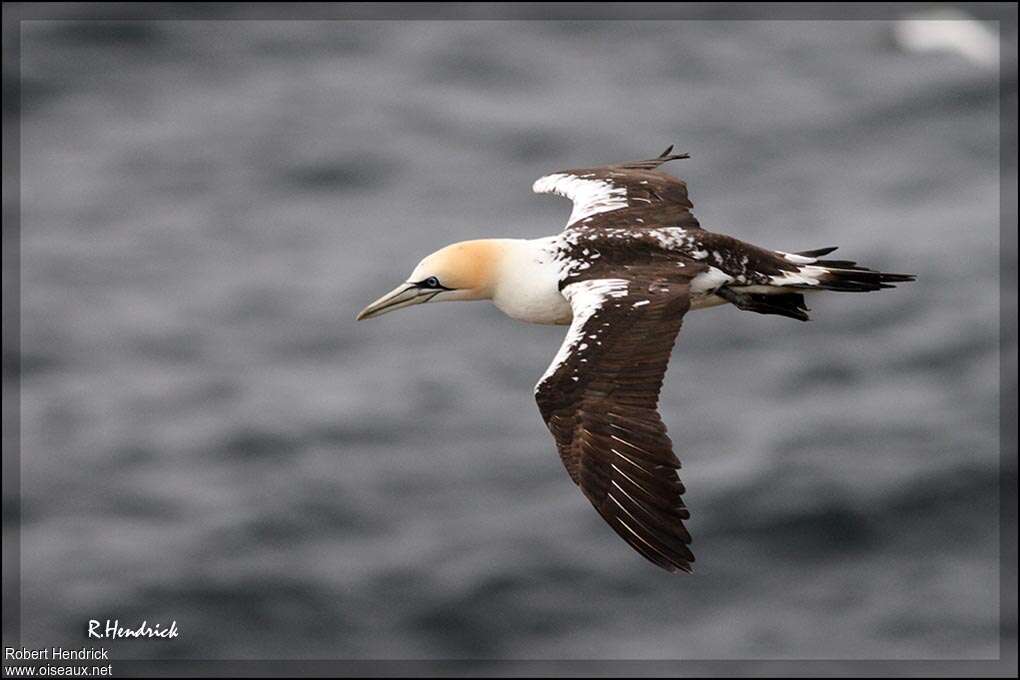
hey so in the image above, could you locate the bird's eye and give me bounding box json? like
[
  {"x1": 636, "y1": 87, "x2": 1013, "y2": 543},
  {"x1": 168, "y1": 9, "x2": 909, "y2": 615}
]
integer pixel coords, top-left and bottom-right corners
[{"x1": 423, "y1": 276, "x2": 440, "y2": 288}]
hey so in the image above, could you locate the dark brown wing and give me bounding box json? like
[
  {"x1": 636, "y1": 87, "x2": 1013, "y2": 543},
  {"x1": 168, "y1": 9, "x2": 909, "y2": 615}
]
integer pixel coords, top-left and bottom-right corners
[
  {"x1": 532, "y1": 146, "x2": 700, "y2": 231},
  {"x1": 534, "y1": 273, "x2": 697, "y2": 572}
]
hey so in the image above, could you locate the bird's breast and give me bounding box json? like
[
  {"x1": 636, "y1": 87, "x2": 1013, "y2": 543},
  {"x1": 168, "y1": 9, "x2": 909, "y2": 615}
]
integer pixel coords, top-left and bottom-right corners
[
  {"x1": 492, "y1": 241, "x2": 573, "y2": 325},
  {"x1": 492, "y1": 277, "x2": 572, "y2": 325}
]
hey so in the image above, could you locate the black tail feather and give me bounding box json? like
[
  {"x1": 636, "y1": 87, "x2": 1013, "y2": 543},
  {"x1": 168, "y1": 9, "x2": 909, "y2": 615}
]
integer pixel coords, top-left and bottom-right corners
[
  {"x1": 746, "y1": 292, "x2": 811, "y2": 321},
  {"x1": 792, "y1": 248, "x2": 915, "y2": 290},
  {"x1": 814, "y1": 260, "x2": 916, "y2": 292},
  {"x1": 717, "y1": 287, "x2": 811, "y2": 322},
  {"x1": 795, "y1": 246, "x2": 839, "y2": 258}
]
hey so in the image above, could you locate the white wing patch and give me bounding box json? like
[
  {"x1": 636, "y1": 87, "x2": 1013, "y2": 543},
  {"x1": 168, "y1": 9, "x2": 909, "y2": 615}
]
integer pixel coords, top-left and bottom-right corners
[
  {"x1": 769, "y1": 265, "x2": 829, "y2": 286},
  {"x1": 535, "y1": 278, "x2": 629, "y2": 391},
  {"x1": 777, "y1": 250, "x2": 819, "y2": 264},
  {"x1": 690, "y1": 266, "x2": 734, "y2": 294},
  {"x1": 533, "y1": 173, "x2": 629, "y2": 226}
]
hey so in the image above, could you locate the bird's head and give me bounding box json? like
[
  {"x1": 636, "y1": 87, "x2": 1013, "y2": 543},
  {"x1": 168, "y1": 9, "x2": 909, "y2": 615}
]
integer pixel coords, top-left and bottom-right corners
[{"x1": 356, "y1": 239, "x2": 505, "y2": 320}]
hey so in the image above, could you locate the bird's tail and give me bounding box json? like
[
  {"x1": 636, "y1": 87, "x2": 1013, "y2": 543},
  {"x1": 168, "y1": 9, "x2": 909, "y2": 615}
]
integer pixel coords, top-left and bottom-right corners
[
  {"x1": 781, "y1": 247, "x2": 916, "y2": 292},
  {"x1": 719, "y1": 247, "x2": 914, "y2": 322}
]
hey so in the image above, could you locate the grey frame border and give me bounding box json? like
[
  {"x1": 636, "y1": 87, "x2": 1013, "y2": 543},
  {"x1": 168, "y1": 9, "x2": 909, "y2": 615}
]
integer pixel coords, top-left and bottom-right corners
[{"x1": 2, "y1": 2, "x2": 1016, "y2": 677}]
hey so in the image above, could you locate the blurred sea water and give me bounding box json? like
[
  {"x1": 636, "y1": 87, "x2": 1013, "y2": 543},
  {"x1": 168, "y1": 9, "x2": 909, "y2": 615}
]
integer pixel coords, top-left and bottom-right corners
[{"x1": 16, "y1": 16, "x2": 1011, "y2": 661}]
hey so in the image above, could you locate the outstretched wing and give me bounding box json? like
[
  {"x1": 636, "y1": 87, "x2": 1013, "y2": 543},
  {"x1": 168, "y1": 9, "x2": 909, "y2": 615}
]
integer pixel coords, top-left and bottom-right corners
[
  {"x1": 534, "y1": 274, "x2": 697, "y2": 572},
  {"x1": 532, "y1": 146, "x2": 700, "y2": 231}
]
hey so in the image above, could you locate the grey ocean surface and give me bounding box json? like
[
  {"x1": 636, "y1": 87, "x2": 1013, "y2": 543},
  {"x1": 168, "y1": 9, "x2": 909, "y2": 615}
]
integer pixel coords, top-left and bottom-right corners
[{"x1": 18, "y1": 19, "x2": 1008, "y2": 661}]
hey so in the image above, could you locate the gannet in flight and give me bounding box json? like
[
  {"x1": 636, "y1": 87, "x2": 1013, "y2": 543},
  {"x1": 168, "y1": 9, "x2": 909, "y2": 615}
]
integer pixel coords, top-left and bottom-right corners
[{"x1": 357, "y1": 147, "x2": 914, "y2": 572}]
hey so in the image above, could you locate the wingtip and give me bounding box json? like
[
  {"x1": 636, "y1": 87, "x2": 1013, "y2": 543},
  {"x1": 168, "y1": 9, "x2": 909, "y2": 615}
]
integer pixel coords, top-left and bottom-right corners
[
  {"x1": 795, "y1": 246, "x2": 840, "y2": 258},
  {"x1": 659, "y1": 145, "x2": 690, "y2": 161}
]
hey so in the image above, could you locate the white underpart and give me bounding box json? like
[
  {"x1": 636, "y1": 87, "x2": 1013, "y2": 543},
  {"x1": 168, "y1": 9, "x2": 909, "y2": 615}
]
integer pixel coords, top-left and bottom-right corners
[
  {"x1": 533, "y1": 173, "x2": 628, "y2": 226},
  {"x1": 536, "y1": 278, "x2": 629, "y2": 391}
]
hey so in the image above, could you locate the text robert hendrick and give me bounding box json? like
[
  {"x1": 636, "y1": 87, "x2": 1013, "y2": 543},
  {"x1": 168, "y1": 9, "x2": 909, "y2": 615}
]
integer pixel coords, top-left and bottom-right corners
[{"x1": 5, "y1": 648, "x2": 108, "y2": 661}]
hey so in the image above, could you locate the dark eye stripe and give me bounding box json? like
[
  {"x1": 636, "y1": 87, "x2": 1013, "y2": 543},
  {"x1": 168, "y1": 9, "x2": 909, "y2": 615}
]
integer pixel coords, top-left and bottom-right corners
[{"x1": 415, "y1": 276, "x2": 452, "y2": 290}]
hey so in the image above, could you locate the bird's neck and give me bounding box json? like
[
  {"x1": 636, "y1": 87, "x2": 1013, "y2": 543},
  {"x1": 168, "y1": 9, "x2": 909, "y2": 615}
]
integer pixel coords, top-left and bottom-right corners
[{"x1": 488, "y1": 237, "x2": 573, "y2": 325}]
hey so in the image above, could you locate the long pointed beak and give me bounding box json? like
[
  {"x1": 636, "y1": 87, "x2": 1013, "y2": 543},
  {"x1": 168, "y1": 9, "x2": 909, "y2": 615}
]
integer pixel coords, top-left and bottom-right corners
[{"x1": 356, "y1": 283, "x2": 429, "y2": 320}]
